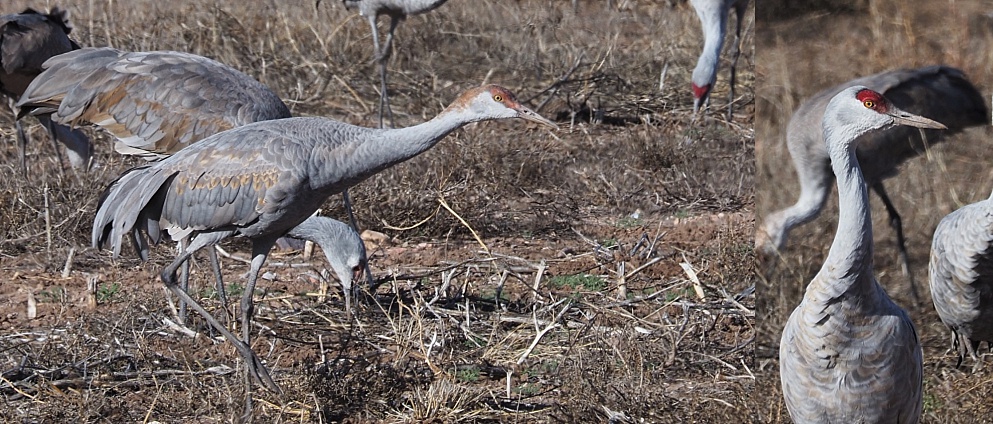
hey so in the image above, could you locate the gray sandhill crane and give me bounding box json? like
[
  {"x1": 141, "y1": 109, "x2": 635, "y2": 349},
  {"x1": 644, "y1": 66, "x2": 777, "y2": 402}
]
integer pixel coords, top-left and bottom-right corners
[
  {"x1": 689, "y1": 0, "x2": 748, "y2": 119},
  {"x1": 17, "y1": 47, "x2": 370, "y2": 316},
  {"x1": 757, "y1": 66, "x2": 987, "y2": 304},
  {"x1": 779, "y1": 86, "x2": 932, "y2": 424},
  {"x1": 929, "y1": 190, "x2": 993, "y2": 367},
  {"x1": 0, "y1": 7, "x2": 89, "y2": 171},
  {"x1": 16, "y1": 47, "x2": 291, "y2": 159},
  {"x1": 91, "y1": 84, "x2": 556, "y2": 394},
  {"x1": 341, "y1": 0, "x2": 448, "y2": 128}
]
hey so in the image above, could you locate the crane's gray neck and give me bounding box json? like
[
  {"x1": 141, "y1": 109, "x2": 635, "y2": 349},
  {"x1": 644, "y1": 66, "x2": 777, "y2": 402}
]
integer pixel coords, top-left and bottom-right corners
[
  {"x1": 691, "y1": 5, "x2": 727, "y2": 86},
  {"x1": 810, "y1": 126, "x2": 875, "y2": 299},
  {"x1": 310, "y1": 107, "x2": 475, "y2": 193}
]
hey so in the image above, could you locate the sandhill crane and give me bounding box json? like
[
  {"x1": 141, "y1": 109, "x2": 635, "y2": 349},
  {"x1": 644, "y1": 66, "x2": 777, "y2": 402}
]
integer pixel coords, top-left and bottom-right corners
[
  {"x1": 17, "y1": 47, "x2": 374, "y2": 317},
  {"x1": 16, "y1": 47, "x2": 291, "y2": 159},
  {"x1": 929, "y1": 190, "x2": 993, "y2": 367},
  {"x1": 689, "y1": 0, "x2": 748, "y2": 119},
  {"x1": 341, "y1": 0, "x2": 448, "y2": 128},
  {"x1": 91, "y1": 84, "x2": 556, "y2": 394},
  {"x1": 779, "y1": 86, "x2": 932, "y2": 423},
  {"x1": 757, "y1": 66, "x2": 988, "y2": 304},
  {"x1": 0, "y1": 7, "x2": 89, "y2": 171}
]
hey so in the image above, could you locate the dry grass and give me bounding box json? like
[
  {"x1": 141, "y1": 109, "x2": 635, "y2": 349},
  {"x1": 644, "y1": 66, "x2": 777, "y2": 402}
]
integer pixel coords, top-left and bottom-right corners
[
  {"x1": 0, "y1": 0, "x2": 755, "y2": 422},
  {"x1": 756, "y1": 0, "x2": 993, "y2": 421}
]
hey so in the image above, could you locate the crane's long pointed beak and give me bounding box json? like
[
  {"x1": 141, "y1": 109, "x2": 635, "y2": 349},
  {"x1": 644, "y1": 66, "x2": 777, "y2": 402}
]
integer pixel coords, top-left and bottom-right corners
[
  {"x1": 889, "y1": 108, "x2": 947, "y2": 130},
  {"x1": 516, "y1": 105, "x2": 559, "y2": 130}
]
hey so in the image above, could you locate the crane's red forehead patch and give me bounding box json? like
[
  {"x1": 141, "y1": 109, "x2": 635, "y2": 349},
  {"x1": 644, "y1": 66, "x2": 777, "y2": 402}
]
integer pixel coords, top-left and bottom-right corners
[{"x1": 855, "y1": 88, "x2": 888, "y2": 112}]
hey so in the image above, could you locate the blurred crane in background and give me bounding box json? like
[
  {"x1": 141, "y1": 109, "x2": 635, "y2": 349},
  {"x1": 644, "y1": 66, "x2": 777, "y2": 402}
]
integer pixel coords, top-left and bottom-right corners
[
  {"x1": 1, "y1": 6, "x2": 88, "y2": 171},
  {"x1": 690, "y1": 0, "x2": 748, "y2": 119},
  {"x1": 341, "y1": 0, "x2": 449, "y2": 128}
]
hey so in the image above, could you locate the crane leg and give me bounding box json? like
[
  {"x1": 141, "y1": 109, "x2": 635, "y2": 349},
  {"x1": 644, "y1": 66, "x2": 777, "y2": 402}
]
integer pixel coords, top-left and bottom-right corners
[
  {"x1": 178, "y1": 239, "x2": 191, "y2": 324},
  {"x1": 208, "y1": 246, "x2": 229, "y2": 325},
  {"x1": 10, "y1": 98, "x2": 28, "y2": 175},
  {"x1": 726, "y1": 3, "x2": 745, "y2": 121},
  {"x1": 160, "y1": 230, "x2": 280, "y2": 395},
  {"x1": 368, "y1": 16, "x2": 394, "y2": 129},
  {"x1": 870, "y1": 182, "x2": 920, "y2": 305},
  {"x1": 238, "y1": 237, "x2": 281, "y2": 411},
  {"x1": 35, "y1": 115, "x2": 67, "y2": 178},
  {"x1": 15, "y1": 119, "x2": 28, "y2": 175}
]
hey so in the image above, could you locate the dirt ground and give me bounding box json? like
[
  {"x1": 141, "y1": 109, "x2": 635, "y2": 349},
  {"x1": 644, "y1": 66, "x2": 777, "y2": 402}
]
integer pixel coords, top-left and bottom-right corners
[
  {"x1": 756, "y1": 0, "x2": 993, "y2": 422},
  {"x1": 0, "y1": 1, "x2": 756, "y2": 422}
]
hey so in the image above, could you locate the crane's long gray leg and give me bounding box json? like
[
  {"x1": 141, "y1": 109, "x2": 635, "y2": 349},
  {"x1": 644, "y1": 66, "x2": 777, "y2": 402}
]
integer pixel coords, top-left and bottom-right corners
[
  {"x1": 10, "y1": 98, "x2": 28, "y2": 174},
  {"x1": 208, "y1": 247, "x2": 229, "y2": 324},
  {"x1": 15, "y1": 120, "x2": 28, "y2": 175},
  {"x1": 37, "y1": 115, "x2": 66, "y2": 178},
  {"x1": 726, "y1": 3, "x2": 745, "y2": 121},
  {"x1": 178, "y1": 239, "x2": 191, "y2": 323},
  {"x1": 46, "y1": 119, "x2": 92, "y2": 170},
  {"x1": 870, "y1": 182, "x2": 919, "y2": 305},
  {"x1": 237, "y1": 236, "x2": 281, "y2": 418},
  {"x1": 159, "y1": 231, "x2": 279, "y2": 393}
]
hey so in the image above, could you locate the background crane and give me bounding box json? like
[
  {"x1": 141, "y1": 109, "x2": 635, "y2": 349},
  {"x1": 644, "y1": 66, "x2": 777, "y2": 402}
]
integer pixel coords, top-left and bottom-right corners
[
  {"x1": 779, "y1": 86, "x2": 930, "y2": 424},
  {"x1": 0, "y1": 6, "x2": 89, "y2": 171},
  {"x1": 341, "y1": 0, "x2": 448, "y2": 129},
  {"x1": 689, "y1": 0, "x2": 748, "y2": 119},
  {"x1": 929, "y1": 190, "x2": 993, "y2": 368},
  {"x1": 756, "y1": 66, "x2": 988, "y2": 304},
  {"x1": 91, "y1": 84, "x2": 557, "y2": 395}
]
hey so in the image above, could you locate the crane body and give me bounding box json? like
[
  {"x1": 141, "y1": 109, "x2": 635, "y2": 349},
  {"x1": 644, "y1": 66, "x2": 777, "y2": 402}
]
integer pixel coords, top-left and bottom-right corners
[
  {"x1": 929, "y1": 190, "x2": 993, "y2": 366},
  {"x1": 780, "y1": 86, "x2": 930, "y2": 423}
]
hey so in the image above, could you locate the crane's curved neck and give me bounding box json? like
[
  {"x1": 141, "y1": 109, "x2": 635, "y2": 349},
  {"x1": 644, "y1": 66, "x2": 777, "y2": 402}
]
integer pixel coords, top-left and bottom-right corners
[
  {"x1": 692, "y1": 2, "x2": 728, "y2": 86},
  {"x1": 810, "y1": 126, "x2": 875, "y2": 298},
  {"x1": 311, "y1": 106, "x2": 481, "y2": 193}
]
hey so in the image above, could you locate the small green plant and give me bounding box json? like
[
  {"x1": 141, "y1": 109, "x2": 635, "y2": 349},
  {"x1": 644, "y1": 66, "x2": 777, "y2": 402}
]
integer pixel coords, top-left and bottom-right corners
[
  {"x1": 96, "y1": 282, "x2": 121, "y2": 303},
  {"x1": 663, "y1": 287, "x2": 697, "y2": 302},
  {"x1": 455, "y1": 367, "x2": 480, "y2": 383},
  {"x1": 514, "y1": 382, "x2": 541, "y2": 396},
  {"x1": 549, "y1": 274, "x2": 606, "y2": 291},
  {"x1": 675, "y1": 209, "x2": 691, "y2": 219},
  {"x1": 462, "y1": 334, "x2": 487, "y2": 349},
  {"x1": 599, "y1": 238, "x2": 618, "y2": 249},
  {"x1": 38, "y1": 286, "x2": 68, "y2": 303},
  {"x1": 616, "y1": 216, "x2": 644, "y2": 228}
]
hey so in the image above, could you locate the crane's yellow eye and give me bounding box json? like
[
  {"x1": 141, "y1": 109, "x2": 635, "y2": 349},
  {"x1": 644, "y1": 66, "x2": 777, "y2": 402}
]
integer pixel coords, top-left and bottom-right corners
[
  {"x1": 493, "y1": 94, "x2": 503, "y2": 102},
  {"x1": 863, "y1": 100, "x2": 874, "y2": 109}
]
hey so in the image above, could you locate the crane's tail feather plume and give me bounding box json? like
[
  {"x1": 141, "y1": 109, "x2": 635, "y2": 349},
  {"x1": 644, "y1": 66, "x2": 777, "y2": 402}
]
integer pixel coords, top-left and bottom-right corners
[{"x1": 92, "y1": 165, "x2": 176, "y2": 259}]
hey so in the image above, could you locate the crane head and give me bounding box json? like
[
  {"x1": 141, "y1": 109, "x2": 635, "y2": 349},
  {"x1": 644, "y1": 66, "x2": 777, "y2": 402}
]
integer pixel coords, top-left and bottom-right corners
[
  {"x1": 692, "y1": 82, "x2": 711, "y2": 114},
  {"x1": 451, "y1": 85, "x2": 559, "y2": 130},
  {"x1": 824, "y1": 86, "x2": 947, "y2": 147}
]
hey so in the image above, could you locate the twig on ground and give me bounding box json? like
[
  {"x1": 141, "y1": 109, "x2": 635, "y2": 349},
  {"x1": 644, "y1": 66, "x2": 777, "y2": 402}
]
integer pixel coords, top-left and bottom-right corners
[{"x1": 517, "y1": 299, "x2": 571, "y2": 365}]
